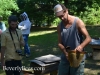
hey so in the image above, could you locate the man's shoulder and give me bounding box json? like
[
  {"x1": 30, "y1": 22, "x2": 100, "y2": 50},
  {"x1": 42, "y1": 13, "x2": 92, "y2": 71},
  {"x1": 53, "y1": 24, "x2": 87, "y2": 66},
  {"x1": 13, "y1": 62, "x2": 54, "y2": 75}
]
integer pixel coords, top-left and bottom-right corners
[
  {"x1": 57, "y1": 21, "x2": 62, "y2": 31},
  {"x1": 71, "y1": 16, "x2": 79, "y2": 20},
  {"x1": 71, "y1": 16, "x2": 80, "y2": 24}
]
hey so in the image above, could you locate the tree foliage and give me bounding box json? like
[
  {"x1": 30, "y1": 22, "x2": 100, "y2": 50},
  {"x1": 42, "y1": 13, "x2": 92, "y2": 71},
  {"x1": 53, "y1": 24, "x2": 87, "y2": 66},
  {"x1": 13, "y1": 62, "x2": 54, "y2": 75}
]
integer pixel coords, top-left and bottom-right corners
[
  {"x1": 17, "y1": 0, "x2": 62, "y2": 26},
  {"x1": 1, "y1": 0, "x2": 100, "y2": 26},
  {"x1": 66, "y1": 0, "x2": 100, "y2": 25},
  {"x1": 16, "y1": 0, "x2": 100, "y2": 26},
  {"x1": 0, "y1": 0, "x2": 19, "y2": 20}
]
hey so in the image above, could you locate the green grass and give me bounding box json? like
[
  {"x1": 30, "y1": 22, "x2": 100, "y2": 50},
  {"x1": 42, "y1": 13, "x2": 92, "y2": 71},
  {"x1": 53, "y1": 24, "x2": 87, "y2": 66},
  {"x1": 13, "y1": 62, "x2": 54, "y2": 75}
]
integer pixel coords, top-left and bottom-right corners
[{"x1": 0, "y1": 26, "x2": 100, "y2": 75}]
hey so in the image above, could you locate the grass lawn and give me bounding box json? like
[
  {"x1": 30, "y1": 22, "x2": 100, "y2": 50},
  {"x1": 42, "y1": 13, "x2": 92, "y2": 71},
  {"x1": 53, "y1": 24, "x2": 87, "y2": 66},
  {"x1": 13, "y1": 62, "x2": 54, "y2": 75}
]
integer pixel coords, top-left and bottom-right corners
[{"x1": 0, "y1": 26, "x2": 100, "y2": 75}]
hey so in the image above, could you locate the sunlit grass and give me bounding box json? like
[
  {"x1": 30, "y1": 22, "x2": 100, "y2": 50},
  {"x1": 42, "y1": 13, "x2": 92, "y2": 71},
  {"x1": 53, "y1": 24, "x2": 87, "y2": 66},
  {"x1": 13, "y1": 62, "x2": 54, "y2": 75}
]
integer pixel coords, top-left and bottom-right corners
[{"x1": 29, "y1": 30, "x2": 56, "y2": 36}]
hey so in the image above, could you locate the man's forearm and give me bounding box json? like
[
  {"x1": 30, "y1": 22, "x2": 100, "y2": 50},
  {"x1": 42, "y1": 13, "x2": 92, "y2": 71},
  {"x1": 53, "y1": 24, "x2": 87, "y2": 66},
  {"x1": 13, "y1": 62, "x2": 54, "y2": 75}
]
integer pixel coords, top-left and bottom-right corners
[
  {"x1": 58, "y1": 43, "x2": 68, "y2": 55},
  {"x1": 81, "y1": 36, "x2": 91, "y2": 48}
]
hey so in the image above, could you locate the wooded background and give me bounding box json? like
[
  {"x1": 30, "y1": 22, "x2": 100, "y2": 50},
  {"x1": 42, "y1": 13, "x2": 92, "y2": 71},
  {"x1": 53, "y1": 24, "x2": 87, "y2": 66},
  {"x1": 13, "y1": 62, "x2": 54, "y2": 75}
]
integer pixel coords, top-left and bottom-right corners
[{"x1": 0, "y1": 0, "x2": 100, "y2": 26}]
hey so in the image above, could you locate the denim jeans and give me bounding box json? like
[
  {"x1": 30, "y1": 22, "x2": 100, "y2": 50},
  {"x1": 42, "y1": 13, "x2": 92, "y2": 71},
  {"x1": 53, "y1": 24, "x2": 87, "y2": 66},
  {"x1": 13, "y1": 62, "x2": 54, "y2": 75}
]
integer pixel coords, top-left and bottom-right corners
[
  {"x1": 23, "y1": 34, "x2": 30, "y2": 55},
  {"x1": 58, "y1": 59, "x2": 85, "y2": 75}
]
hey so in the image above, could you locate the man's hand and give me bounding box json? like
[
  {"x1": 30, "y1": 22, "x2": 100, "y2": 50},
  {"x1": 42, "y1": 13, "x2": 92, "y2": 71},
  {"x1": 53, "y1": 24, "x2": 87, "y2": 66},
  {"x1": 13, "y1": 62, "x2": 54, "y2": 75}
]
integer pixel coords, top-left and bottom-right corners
[
  {"x1": 75, "y1": 45, "x2": 83, "y2": 52},
  {"x1": 65, "y1": 52, "x2": 69, "y2": 60}
]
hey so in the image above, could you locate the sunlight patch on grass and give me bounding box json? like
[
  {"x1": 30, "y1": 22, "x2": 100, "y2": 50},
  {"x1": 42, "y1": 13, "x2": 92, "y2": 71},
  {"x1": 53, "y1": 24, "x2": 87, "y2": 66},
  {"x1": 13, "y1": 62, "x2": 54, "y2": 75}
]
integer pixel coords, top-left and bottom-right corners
[
  {"x1": 30, "y1": 44, "x2": 36, "y2": 47},
  {"x1": 53, "y1": 48, "x2": 58, "y2": 51},
  {"x1": 84, "y1": 68, "x2": 91, "y2": 72},
  {"x1": 96, "y1": 62, "x2": 100, "y2": 65},
  {"x1": 85, "y1": 68, "x2": 99, "y2": 75},
  {"x1": 0, "y1": 73, "x2": 5, "y2": 75},
  {"x1": 29, "y1": 30, "x2": 56, "y2": 37}
]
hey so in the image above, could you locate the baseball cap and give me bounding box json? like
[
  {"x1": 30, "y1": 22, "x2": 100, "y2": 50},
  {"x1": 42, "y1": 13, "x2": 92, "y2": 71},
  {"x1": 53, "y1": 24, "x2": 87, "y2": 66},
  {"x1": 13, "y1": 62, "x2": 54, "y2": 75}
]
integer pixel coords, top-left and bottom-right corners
[{"x1": 54, "y1": 4, "x2": 64, "y2": 16}]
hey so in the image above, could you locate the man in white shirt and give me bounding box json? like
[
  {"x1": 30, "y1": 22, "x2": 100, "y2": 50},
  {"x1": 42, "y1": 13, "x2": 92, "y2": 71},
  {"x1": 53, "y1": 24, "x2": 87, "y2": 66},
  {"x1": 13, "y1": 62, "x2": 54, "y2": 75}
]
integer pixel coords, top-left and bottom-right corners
[{"x1": 18, "y1": 12, "x2": 31, "y2": 57}]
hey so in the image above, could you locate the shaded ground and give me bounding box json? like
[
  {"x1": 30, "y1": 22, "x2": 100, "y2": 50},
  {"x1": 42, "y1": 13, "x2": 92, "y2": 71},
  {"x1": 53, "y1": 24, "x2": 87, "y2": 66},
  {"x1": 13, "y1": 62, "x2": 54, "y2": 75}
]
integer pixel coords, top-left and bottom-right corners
[
  {"x1": 0, "y1": 26, "x2": 100, "y2": 75},
  {"x1": 29, "y1": 25, "x2": 100, "y2": 75}
]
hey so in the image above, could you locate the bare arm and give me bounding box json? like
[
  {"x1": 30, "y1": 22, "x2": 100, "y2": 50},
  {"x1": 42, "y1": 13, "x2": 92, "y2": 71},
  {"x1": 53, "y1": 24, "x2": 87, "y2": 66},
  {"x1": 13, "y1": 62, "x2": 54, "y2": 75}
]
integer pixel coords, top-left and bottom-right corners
[
  {"x1": 75, "y1": 19, "x2": 91, "y2": 52},
  {"x1": 57, "y1": 25, "x2": 68, "y2": 56}
]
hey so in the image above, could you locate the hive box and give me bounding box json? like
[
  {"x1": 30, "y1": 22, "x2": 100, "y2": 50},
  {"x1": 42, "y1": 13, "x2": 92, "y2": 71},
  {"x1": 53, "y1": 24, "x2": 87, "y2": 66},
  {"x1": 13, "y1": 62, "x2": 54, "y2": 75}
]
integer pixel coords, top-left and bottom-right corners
[
  {"x1": 90, "y1": 38, "x2": 100, "y2": 60},
  {"x1": 30, "y1": 54, "x2": 61, "y2": 75}
]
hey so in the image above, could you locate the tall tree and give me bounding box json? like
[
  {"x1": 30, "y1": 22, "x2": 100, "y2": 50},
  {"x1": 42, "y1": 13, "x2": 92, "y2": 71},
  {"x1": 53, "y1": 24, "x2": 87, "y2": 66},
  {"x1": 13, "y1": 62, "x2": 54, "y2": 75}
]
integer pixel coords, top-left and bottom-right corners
[
  {"x1": 0, "y1": 0, "x2": 19, "y2": 20},
  {"x1": 17, "y1": 0, "x2": 100, "y2": 26},
  {"x1": 17, "y1": 0, "x2": 64, "y2": 26}
]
